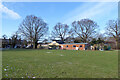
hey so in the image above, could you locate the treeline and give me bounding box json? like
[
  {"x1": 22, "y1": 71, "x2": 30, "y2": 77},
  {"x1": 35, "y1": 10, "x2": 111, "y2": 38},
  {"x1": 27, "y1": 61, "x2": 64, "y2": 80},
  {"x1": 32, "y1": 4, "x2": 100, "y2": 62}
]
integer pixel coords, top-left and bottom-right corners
[
  {"x1": 2, "y1": 15, "x2": 120, "y2": 49},
  {"x1": 2, "y1": 32, "x2": 27, "y2": 48}
]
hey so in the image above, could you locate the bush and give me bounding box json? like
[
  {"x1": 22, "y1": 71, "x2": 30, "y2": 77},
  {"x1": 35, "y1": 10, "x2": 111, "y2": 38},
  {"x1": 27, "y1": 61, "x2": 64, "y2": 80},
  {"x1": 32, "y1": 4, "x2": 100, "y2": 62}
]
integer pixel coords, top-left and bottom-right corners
[
  {"x1": 97, "y1": 46, "x2": 99, "y2": 50},
  {"x1": 104, "y1": 46, "x2": 108, "y2": 50}
]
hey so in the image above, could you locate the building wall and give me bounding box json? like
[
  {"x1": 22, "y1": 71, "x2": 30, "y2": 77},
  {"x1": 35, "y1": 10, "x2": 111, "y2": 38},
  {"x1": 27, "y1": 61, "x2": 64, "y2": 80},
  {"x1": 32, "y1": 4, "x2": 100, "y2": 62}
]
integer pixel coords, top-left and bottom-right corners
[{"x1": 60, "y1": 44, "x2": 86, "y2": 50}]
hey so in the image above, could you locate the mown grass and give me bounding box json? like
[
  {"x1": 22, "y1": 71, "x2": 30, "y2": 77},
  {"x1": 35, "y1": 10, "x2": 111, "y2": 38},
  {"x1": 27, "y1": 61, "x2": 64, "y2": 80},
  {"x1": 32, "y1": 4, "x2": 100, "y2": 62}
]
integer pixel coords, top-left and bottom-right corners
[
  {"x1": 2, "y1": 49, "x2": 118, "y2": 78},
  {"x1": 0, "y1": 51, "x2": 2, "y2": 79}
]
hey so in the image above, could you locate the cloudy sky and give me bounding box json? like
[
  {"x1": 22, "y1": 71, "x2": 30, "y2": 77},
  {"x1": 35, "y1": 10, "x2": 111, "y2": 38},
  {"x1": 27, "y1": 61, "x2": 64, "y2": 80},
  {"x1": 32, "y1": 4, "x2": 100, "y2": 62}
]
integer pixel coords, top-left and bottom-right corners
[{"x1": 0, "y1": 2, "x2": 118, "y2": 38}]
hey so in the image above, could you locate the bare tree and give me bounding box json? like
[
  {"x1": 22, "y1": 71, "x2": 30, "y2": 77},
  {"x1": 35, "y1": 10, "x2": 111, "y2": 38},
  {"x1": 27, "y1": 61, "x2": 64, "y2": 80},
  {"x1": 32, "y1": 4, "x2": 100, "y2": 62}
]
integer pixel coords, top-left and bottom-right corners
[
  {"x1": 72, "y1": 19, "x2": 98, "y2": 43},
  {"x1": 64, "y1": 28, "x2": 75, "y2": 43},
  {"x1": 2, "y1": 34, "x2": 8, "y2": 48},
  {"x1": 106, "y1": 20, "x2": 120, "y2": 49},
  {"x1": 11, "y1": 32, "x2": 19, "y2": 48},
  {"x1": 2, "y1": 34, "x2": 7, "y2": 39},
  {"x1": 94, "y1": 33, "x2": 105, "y2": 41},
  {"x1": 18, "y1": 15, "x2": 48, "y2": 49},
  {"x1": 43, "y1": 39, "x2": 48, "y2": 44},
  {"x1": 51, "y1": 23, "x2": 69, "y2": 42}
]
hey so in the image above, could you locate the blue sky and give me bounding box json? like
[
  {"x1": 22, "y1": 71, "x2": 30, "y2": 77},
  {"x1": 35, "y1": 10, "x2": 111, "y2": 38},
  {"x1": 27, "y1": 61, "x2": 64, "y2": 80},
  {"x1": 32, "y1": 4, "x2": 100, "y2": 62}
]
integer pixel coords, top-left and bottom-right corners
[{"x1": 1, "y1": 2, "x2": 118, "y2": 38}]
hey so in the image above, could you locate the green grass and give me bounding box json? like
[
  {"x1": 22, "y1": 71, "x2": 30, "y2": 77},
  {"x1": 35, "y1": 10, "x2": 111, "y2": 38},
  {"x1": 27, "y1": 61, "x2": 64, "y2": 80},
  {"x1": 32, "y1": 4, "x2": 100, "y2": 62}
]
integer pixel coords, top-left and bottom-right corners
[
  {"x1": 2, "y1": 49, "x2": 118, "y2": 78},
  {"x1": 0, "y1": 51, "x2": 2, "y2": 79}
]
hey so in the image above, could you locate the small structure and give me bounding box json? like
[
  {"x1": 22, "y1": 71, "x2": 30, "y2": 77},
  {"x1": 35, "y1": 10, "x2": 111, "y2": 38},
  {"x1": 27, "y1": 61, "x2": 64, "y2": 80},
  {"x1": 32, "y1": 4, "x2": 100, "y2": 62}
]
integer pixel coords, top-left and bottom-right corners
[
  {"x1": 60, "y1": 43, "x2": 89, "y2": 50},
  {"x1": 91, "y1": 44, "x2": 104, "y2": 50},
  {"x1": 48, "y1": 41, "x2": 60, "y2": 49},
  {"x1": 104, "y1": 37, "x2": 118, "y2": 49},
  {"x1": 37, "y1": 43, "x2": 49, "y2": 49}
]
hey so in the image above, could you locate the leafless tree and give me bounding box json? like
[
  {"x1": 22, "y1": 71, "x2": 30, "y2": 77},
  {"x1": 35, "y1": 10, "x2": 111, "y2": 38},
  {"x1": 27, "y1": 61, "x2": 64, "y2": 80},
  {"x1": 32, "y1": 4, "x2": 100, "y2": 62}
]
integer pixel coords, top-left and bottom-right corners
[
  {"x1": 51, "y1": 23, "x2": 69, "y2": 42},
  {"x1": 2, "y1": 34, "x2": 8, "y2": 48},
  {"x1": 11, "y1": 32, "x2": 20, "y2": 48},
  {"x1": 18, "y1": 15, "x2": 48, "y2": 49},
  {"x1": 2, "y1": 34, "x2": 7, "y2": 39},
  {"x1": 94, "y1": 33, "x2": 105, "y2": 41},
  {"x1": 106, "y1": 19, "x2": 120, "y2": 49},
  {"x1": 72, "y1": 19, "x2": 98, "y2": 43}
]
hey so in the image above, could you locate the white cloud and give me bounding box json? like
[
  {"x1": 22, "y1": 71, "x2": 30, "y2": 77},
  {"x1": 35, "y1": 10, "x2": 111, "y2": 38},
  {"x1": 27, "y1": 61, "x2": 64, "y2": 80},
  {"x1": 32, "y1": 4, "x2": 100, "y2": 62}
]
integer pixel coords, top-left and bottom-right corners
[
  {"x1": 0, "y1": 2, "x2": 21, "y2": 19},
  {"x1": 63, "y1": 2, "x2": 117, "y2": 24}
]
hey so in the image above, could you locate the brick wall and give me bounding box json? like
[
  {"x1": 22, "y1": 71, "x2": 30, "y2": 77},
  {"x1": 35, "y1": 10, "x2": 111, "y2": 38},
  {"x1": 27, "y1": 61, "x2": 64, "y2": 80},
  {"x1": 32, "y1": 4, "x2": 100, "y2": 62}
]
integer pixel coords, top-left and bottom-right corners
[{"x1": 60, "y1": 44, "x2": 86, "y2": 50}]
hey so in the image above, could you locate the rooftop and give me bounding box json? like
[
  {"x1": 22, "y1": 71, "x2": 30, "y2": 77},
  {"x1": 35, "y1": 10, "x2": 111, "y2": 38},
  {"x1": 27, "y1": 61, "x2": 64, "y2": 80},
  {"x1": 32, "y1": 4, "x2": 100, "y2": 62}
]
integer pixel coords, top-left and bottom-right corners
[{"x1": 61, "y1": 43, "x2": 88, "y2": 45}]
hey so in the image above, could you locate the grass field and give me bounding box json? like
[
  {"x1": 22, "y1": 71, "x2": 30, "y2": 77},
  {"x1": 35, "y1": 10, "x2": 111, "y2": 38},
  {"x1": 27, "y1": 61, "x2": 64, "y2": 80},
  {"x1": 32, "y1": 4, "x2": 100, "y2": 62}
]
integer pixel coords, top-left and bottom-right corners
[
  {"x1": 2, "y1": 49, "x2": 118, "y2": 78},
  {"x1": 0, "y1": 51, "x2": 2, "y2": 79}
]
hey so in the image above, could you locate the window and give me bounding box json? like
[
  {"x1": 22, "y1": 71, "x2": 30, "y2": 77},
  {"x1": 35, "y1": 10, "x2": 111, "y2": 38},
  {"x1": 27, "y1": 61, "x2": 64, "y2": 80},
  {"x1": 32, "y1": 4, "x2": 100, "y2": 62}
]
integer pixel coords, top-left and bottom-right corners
[
  {"x1": 79, "y1": 45, "x2": 82, "y2": 47},
  {"x1": 73, "y1": 45, "x2": 76, "y2": 47},
  {"x1": 66, "y1": 45, "x2": 68, "y2": 48}
]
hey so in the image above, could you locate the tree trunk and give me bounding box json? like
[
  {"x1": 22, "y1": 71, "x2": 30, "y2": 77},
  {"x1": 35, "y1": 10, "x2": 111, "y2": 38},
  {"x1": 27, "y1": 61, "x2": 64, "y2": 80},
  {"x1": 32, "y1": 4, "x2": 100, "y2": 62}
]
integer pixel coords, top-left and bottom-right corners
[
  {"x1": 33, "y1": 41, "x2": 38, "y2": 49},
  {"x1": 116, "y1": 41, "x2": 119, "y2": 50}
]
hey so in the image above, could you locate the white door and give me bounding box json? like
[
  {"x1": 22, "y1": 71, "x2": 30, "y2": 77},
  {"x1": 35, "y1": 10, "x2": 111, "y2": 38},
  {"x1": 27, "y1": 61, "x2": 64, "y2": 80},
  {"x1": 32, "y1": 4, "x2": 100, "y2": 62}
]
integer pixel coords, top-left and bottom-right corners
[{"x1": 76, "y1": 47, "x2": 79, "y2": 50}]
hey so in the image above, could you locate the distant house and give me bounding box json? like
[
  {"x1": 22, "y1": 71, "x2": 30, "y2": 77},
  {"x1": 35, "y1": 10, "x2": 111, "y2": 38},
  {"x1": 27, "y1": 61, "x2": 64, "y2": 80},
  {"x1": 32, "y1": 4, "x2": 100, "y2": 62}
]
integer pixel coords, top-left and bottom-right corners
[
  {"x1": 1, "y1": 39, "x2": 10, "y2": 48},
  {"x1": 51, "y1": 39, "x2": 64, "y2": 44},
  {"x1": 0, "y1": 38, "x2": 27, "y2": 48},
  {"x1": 60, "y1": 43, "x2": 89, "y2": 50},
  {"x1": 0, "y1": 39, "x2": 2, "y2": 48},
  {"x1": 104, "y1": 37, "x2": 117, "y2": 49}
]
